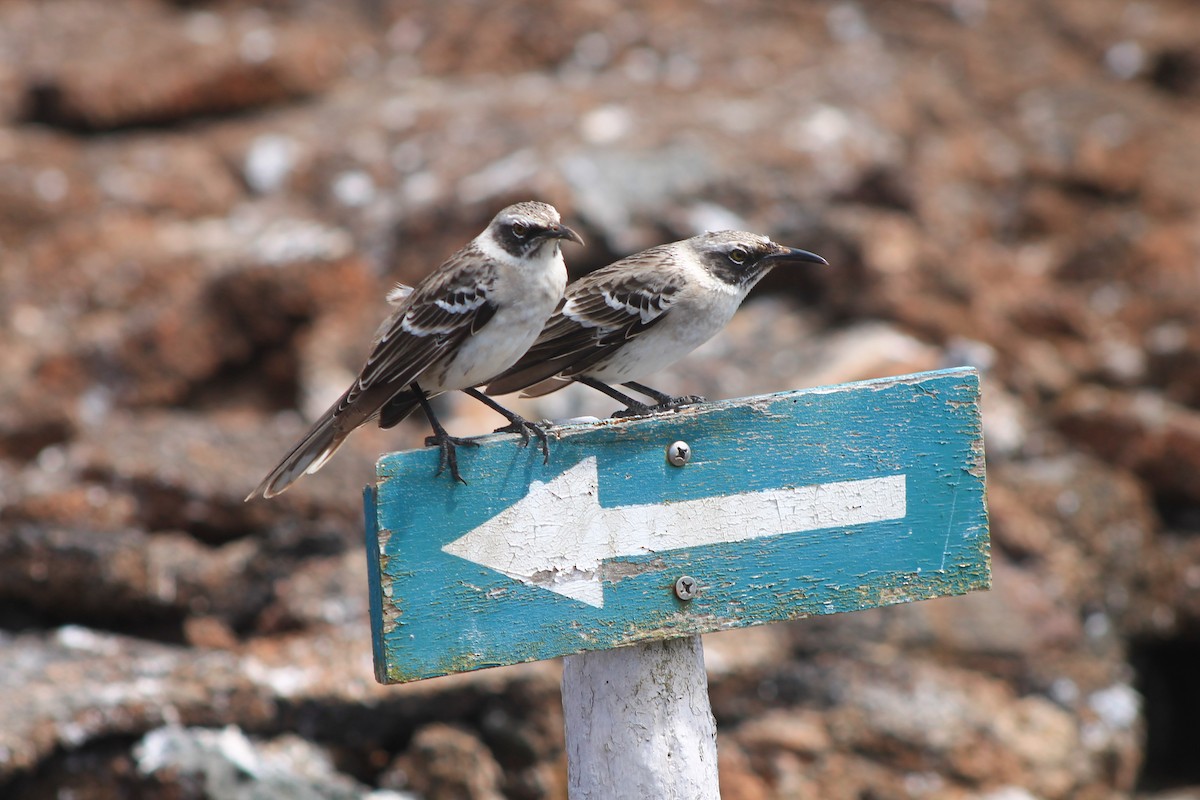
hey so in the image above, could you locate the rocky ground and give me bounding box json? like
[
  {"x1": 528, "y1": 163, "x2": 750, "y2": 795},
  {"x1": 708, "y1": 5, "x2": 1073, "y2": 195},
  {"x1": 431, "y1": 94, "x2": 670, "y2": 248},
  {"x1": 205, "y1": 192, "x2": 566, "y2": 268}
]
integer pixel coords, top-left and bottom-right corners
[{"x1": 2, "y1": 0, "x2": 1200, "y2": 797}]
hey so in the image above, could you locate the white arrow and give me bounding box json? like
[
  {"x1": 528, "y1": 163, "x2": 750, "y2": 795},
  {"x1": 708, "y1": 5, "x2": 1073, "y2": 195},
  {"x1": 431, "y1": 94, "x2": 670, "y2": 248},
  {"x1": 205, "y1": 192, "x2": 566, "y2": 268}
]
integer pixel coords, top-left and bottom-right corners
[{"x1": 442, "y1": 457, "x2": 907, "y2": 608}]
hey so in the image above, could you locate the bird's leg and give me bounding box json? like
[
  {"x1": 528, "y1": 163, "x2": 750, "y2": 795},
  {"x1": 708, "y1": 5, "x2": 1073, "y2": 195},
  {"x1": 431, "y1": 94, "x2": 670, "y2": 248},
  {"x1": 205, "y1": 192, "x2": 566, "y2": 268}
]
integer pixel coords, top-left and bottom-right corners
[
  {"x1": 622, "y1": 381, "x2": 706, "y2": 410},
  {"x1": 412, "y1": 382, "x2": 477, "y2": 483},
  {"x1": 463, "y1": 388, "x2": 551, "y2": 465},
  {"x1": 577, "y1": 377, "x2": 657, "y2": 418}
]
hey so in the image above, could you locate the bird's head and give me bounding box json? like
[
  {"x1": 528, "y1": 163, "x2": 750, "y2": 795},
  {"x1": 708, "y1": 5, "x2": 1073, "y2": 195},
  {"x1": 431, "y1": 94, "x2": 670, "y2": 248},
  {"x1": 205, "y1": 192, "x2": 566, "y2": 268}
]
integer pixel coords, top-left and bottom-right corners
[
  {"x1": 688, "y1": 230, "x2": 827, "y2": 289},
  {"x1": 487, "y1": 201, "x2": 585, "y2": 261}
]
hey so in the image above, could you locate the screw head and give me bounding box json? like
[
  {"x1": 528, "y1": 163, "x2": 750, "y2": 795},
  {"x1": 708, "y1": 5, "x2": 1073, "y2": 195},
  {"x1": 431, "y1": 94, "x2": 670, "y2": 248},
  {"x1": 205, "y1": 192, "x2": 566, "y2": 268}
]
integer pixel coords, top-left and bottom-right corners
[
  {"x1": 666, "y1": 441, "x2": 691, "y2": 467},
  {"x1": 674, "y1": 575, "x2": 697, "y2": 601}
]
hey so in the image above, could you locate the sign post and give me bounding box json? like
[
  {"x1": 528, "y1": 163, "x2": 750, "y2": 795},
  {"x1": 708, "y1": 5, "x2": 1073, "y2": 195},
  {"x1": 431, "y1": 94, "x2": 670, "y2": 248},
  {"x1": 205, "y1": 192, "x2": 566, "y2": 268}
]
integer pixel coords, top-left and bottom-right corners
[
  {"x1": 562, "y1": 636, "x2": 718, "y2": 799},
  {"x1": 364, "y1": 367, "x2": 989, "y2": 795}
]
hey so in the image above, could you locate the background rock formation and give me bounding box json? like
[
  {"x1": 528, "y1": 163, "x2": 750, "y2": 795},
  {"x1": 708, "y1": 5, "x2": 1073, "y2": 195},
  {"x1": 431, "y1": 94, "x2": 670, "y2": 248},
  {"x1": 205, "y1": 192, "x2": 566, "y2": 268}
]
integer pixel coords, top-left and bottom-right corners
[{"x1": 3, "y1": 0, "x2": 1199, "y2": 797}]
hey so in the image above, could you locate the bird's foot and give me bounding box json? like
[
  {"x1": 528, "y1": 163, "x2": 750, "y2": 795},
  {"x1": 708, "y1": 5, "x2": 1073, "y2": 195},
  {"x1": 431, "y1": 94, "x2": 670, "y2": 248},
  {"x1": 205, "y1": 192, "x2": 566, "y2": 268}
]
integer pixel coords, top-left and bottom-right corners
[
  {"x1": 654, "y1": 394, "x2": 706, "y2": 410},
  {"x1": 611, "y1": 395, "x2": 706, "y2": 419},
  {"x1": 423, "y1": 433, "x2": 480, "y2": 483},
  {"x1": 492, "y1": 416, "x2": 552, "y2": 464},
  {"x1": 610, "y1": 402, "x2": 656, "y2": 419}
]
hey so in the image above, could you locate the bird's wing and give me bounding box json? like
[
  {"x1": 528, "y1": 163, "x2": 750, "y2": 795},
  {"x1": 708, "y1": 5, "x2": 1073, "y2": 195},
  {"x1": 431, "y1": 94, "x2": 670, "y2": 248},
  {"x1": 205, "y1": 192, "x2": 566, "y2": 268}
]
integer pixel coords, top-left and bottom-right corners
[
  {"x1": 246, "y1": 252, "x2": 497, "y2": 500},
  {"x1": 487, "y1": 251, "x2": 683, "y2": 396},
  {"x1": 340, "y1": 251, "x2": 498, "y2": 421}
]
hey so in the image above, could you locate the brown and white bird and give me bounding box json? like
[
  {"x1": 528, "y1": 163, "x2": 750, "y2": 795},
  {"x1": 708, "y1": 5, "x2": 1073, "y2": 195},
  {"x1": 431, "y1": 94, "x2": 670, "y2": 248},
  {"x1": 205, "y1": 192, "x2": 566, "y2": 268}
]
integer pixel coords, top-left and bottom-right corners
[
  {"x1": 485, "y1": 230, "x2": 827, "y2": 414},
  {"x1": 246, "y1": 201, "x2": 583, "y2": 500}
]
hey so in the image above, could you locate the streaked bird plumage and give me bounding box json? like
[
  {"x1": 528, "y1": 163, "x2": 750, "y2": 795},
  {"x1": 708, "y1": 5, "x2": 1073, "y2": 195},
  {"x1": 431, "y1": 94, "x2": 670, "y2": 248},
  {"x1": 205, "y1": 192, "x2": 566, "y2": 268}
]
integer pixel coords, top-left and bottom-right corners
[
  {"x1": 247, "y1": 201, "x2": 582, "y2": 500},
  {"x1": 486, "y1": 230, "x2": 827, "y2": 411}
]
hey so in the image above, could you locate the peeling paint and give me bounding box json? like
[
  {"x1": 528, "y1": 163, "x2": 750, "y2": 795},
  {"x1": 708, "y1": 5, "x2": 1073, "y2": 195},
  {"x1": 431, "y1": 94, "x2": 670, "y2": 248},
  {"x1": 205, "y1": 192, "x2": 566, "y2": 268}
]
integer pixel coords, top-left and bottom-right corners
[{"x1": 601, "y1": 556, "x2": 668, "y2": 582}]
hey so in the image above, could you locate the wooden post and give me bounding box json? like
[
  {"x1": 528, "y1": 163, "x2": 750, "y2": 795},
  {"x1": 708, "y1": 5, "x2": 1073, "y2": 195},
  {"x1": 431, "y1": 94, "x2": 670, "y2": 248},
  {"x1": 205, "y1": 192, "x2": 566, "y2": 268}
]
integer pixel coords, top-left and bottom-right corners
[{"x1": 562, "y1": 636, "x2": 719, "y2": 799}]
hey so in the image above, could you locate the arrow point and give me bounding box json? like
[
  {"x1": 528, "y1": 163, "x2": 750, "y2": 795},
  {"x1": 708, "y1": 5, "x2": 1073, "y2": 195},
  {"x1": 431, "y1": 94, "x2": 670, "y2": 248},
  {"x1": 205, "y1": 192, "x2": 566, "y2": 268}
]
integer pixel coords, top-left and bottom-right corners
[{"x1": 442, "y1": 458, "x2": 607, "y2": 606}]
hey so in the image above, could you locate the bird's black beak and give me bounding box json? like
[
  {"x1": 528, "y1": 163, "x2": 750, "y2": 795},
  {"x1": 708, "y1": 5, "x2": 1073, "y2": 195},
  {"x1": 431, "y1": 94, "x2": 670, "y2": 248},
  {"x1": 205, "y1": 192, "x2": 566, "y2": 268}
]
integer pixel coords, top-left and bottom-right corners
[
  {"x1": 549, "y1": 223, "x2": 585, "y2": 247},
  {"x1": 765, "y1": 245, "x2": 828, "y2": 266}
]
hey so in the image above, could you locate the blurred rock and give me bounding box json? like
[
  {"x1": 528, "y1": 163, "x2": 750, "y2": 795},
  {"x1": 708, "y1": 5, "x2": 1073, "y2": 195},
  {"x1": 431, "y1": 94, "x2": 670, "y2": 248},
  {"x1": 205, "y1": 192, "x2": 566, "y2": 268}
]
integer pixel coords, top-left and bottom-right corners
[
  {"x1": 0, "y1": 523, "x2": 264, "y2": 634},
  {"x1": 710, "y1": 651, "x2": 1141, "y2": 799},
  {"x1": 0, "y1": 626, "x2": 273, "y2": 781},
  {"x1": 736, "y1": 709, "x2": 832, "y2": 757},
  {"x1": 717, "y1": 735, "x2": 773, "y2": 800},
  {"x1": 135, "y1": 725, "x2": 399, "y2": 800},
  {"x1": 384, "y1": 724, "x2": 505, "y2": 800},
  {"x1": 5, "y1": 0, "x2": 361, "y2": 131},
  {"x1": 561, "y1": 143, "x2": 720, "y2": 252},
  {"x1": 476, "y1": 675, "x2": 568, "y2": 800},
  {"x1": 1056, "y1": 386, "x2": 1200, "y2": 506},
  {"x1": 0, "y1": 620, "x2": 560, "y2": 785},
  {"x1": 0, "y1": 130, "x2": 97, "y2": 242},
  {"x1": 827, "y1": 658, "x2": 1133, "y2": 797},
  {"x1": 3, "y1": 0, "x2": 1200, "y2": 797}
]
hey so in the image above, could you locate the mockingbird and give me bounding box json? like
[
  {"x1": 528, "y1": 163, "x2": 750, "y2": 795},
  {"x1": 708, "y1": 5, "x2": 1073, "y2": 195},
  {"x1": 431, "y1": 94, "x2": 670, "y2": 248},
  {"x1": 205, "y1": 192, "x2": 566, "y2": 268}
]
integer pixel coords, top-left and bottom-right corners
[
  {"x1": 247, "y1": 201, "x2": 583, "y2": 499},
  {"x1": 485, "y1": 230, "x2": 827, "y2": 414}
]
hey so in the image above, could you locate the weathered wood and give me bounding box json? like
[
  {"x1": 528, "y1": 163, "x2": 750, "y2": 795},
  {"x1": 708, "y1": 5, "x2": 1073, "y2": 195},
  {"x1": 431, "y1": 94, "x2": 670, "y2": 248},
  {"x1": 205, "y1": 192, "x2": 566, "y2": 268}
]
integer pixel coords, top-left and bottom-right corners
[
  {"x1": 562, "y1": 636, "x2": 719, "y2": 800},
  {"x1": 365, "y1": 367, "x2": 989, "y2": 684}
]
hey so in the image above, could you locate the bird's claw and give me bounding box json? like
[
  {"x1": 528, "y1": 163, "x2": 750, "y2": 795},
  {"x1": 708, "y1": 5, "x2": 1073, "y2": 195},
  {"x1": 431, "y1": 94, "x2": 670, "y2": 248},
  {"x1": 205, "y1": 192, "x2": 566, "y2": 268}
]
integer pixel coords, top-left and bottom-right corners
[
  {"x1": 611, "y1": 395, "x2": 705, "y2": 419},
  {"x1": 493, "y1": 418, "x2": 551, "y2": 465},
  {"x1": 424, "y1": 433, "x2": 480, "y2": 483},
  {"x1": 663, "y1": 394, "x2": 706, "y2": 408},
  {"x1": 610, "y1": 403, "x2": 655, "y2": 420}
]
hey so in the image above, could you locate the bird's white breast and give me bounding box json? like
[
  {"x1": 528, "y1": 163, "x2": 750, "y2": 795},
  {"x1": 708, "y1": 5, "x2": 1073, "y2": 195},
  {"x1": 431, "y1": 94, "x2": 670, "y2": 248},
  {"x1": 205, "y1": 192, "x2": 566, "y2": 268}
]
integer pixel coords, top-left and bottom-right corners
[{"x1": 427, "y1": 244, "x2": 568, "y2": 391}]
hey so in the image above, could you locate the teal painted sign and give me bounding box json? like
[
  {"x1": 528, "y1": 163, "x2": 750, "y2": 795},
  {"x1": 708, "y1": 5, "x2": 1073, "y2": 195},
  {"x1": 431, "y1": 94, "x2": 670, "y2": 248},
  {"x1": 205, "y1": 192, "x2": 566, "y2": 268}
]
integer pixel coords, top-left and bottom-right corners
[{"x1": 365, "y1": 368, "x2": 989, "y2": 684}]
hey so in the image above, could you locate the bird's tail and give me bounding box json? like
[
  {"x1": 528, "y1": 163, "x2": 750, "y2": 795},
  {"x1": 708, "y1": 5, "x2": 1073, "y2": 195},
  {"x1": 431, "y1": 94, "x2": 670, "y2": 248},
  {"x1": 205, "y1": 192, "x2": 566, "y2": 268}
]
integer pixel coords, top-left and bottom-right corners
[
  {"x1": 486, "y1": 360, "x2": 575, "y2": 398},
  {"x1": 245, "y1": 407, "x2": 350, "y2": 501},
  {"x1": 511, "y1": 376, "x2": 573, "y2": 398}
]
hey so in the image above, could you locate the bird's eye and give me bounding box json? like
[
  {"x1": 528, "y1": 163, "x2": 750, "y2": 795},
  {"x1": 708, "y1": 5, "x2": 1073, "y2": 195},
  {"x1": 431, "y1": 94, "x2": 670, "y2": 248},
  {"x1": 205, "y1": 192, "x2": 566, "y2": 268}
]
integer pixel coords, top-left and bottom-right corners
[
  {"x1": 728, "y1": 247, "x2": 748, "y2": 265},
  {"x1": 511, "y1": 222, "x2": 530, "y2": 238}
]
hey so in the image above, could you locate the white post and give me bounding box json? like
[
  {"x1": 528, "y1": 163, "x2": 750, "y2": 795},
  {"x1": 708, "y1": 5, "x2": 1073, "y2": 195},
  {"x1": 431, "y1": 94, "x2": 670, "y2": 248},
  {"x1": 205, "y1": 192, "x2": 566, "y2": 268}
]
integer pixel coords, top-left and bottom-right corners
[{"x1": 562, "y1": 635, "x2": 720, "y2": 799}]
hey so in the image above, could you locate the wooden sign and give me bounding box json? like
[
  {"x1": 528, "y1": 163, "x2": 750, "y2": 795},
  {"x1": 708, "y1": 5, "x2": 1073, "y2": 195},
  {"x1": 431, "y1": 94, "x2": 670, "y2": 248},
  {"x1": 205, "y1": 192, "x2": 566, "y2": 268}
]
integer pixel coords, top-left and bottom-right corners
[{"x1": 364, "y1": 368, "x2": 989, "y2": 684}]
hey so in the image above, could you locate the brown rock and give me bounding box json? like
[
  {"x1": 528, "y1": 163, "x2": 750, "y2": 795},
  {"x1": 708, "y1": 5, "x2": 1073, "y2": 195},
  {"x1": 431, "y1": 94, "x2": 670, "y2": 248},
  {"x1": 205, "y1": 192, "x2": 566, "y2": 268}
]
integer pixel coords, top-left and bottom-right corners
[
  {"x1": 385, "y1": 723, "x2": 506, "y2": 800},
  {"x1": 182, "y1": 615, "x2": 240, "y2": 651},
  {"x1": 736, "y1": 709, "x2": 832, "y2": 756},
  {"x1": 0, "y1": 523, "x2": 266, "y2": 634},
  {"x1": 1056, "y1": 386, "x2": 1200, "y2": 505},
  {"x1": 0, "y1": 627, "x2": 274, "y2": 781},
  {"x1": 84, "y1": 135, "x2": 243, "y2": 217},
  {"x1": 0, "y1": 129, "x2": 97, "y2": 244},
  {"x1": 717, "y1": 735, "x2": 772, "y2": 800},
  {"x1": 9, "y1": 0, "x2": 360, "y2": 131}
]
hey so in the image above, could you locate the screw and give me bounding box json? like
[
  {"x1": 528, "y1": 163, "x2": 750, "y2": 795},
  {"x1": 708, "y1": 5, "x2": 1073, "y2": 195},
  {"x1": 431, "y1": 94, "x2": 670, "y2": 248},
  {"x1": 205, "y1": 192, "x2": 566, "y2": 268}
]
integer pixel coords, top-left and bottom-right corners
[
  {"x1": 675, "y1": 575, "x2": 697, "y2": 601},
  {"x1": 666, "y1": 441, "x2": 691, "y2": 467}
]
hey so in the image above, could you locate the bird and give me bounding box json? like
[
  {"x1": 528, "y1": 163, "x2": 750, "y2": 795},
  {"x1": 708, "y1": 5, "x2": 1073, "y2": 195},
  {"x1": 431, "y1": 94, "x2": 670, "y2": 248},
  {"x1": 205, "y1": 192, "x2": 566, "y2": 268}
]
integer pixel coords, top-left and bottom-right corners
[
  {"x1": 485, "y1": 230, "x2": 827, "y2": 415},
  {"x1": 246, "y1": 201, "x2": 584, "y2": 500}
]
